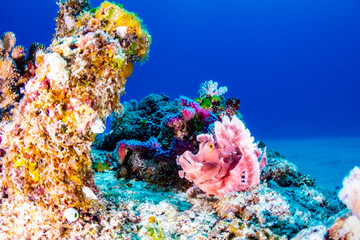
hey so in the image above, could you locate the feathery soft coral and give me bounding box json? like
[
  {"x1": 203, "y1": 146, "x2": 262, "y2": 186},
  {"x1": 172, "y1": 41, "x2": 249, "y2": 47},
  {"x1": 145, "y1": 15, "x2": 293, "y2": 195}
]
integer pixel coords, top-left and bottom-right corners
[
  {"x1": 339, "y1": 166, "x2": 360, "y2": 219},
  {"x1": 177, "y1": 115, "x2": 266, "y2": 197}
]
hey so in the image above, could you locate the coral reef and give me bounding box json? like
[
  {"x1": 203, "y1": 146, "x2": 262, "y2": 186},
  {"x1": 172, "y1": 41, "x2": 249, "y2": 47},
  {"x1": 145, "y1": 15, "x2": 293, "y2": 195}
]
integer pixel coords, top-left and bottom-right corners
[
  {"x1": 166, "y1": 96, "x2": 219, "y2": 140},
  {"x1": 114, "y1": 139, "x2": 192, "y2": 188},
  {"x1": 261, "y1": 149, "x2": 316, "y2": 188},
  {"x1": 0, "y1": 0, "x2": 150, "y2": 238},
  {"x1": 196, "y1": 80, "x2": 241, "y2": 118},
  {"x1": 88, "y1": 83, "x2": 348, "y2": 237},
  {"x1": 91, "y1": 156, "x2": 344, "y2": 239},
  {"x1": 94, "y1": 93, "x2": 178, "y2": 151},
  {"x1": 94, "y1": 81, "x2": 243, "y2": 153},
  {"x1": 1, "y1": 0, "x2": 357, "y2": 239},
  {"x1": 292, "y1": 226, "x2": 328, "y2": 240},
  {"x1": 0, "y1": 32, "x2": 45, "y2": 121},
  {"x1": 177, "y1": 115, "x2": 267, "y2": 197},
  {"x1": 92, "y1": 94, "x2": 194, "y2": 187},
  {"x1": 91, "y1": 128, "x2": 346, "y2": 239},
  {"x1": 93, "y1": 81, "x2": 245, "y2": 189},
  {"x1": 214, "y1": 182, "x2": 342, "y2": 238}
]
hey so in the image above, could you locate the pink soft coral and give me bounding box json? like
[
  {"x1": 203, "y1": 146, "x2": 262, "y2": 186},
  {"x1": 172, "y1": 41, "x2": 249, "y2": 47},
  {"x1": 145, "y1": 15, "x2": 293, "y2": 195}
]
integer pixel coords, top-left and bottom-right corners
[{"x1": 177, "y1": 115, "x2": 266, "y2": 197}]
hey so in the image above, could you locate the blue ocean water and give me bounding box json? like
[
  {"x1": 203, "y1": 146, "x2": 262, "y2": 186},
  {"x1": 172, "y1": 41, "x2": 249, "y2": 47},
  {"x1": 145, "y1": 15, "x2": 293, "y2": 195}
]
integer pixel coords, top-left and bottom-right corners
[
  {"x1": 0, "y1": 0, "x2": 359, "y2": 187},
  {"x1": 1, "y1": 0, "x2": 359, "y2": 139}
]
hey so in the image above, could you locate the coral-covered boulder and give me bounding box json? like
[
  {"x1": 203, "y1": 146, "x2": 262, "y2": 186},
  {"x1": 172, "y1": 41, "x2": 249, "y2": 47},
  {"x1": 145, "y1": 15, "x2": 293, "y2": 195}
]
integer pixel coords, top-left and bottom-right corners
[{"x1": 0, "y1": 0, "x2": 151, "y2": 238}]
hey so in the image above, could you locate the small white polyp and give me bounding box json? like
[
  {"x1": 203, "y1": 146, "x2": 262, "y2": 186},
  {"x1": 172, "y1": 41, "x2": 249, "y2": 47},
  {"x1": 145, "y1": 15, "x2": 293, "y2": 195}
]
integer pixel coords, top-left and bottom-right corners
[{"x1": 64, "y1": 208, "x2": 79, "y2": 223}]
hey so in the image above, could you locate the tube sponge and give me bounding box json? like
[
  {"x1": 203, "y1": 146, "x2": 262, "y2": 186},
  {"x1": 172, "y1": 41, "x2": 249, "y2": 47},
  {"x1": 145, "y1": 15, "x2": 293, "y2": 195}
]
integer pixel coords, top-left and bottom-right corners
[{"x1": 177, "y1": 115, "x2": 266, "y2": 197}]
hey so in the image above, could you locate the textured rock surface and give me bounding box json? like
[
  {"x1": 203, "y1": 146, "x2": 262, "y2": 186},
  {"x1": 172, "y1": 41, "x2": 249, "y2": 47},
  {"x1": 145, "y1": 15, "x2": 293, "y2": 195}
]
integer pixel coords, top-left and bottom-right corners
[{"x1": 94, "y1": 94, "x2": 179, "y2": 151}]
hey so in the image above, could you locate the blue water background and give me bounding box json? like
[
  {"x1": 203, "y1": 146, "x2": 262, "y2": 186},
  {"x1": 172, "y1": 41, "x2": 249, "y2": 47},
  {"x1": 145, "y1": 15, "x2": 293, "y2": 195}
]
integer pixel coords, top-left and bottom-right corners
[
  {"x1": 0, "y1": 0, "x2": 359, "y2": 188},
  {"x1": 264, "y1": 137, "x2": 360, "y2": 190}
]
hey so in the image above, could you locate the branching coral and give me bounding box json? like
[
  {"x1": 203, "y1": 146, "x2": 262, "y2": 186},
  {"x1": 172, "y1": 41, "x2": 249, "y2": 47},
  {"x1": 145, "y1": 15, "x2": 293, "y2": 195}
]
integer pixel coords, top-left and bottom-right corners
[
  {"x1": 0, "y1": 0, "x2": 150, "y2": 238},
  {"x1": 198, "y1": 80, "x2": 228, "y2": 99},
  {"x1": 0, "y1": 32, "x2": 44, "y2": 121},
  {"x1": 177, "y1": 115, "x2": 267, "y2": 197},
  {"x1": 196, "y1": 80, "x2": 241, "y2": 119}
]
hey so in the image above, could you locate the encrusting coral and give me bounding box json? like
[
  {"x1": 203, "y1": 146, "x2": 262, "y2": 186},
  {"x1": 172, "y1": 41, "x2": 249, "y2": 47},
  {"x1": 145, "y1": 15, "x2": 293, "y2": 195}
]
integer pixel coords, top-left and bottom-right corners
[{"x1": 0, "y1": 0, "x2": 150, "y2": 238}]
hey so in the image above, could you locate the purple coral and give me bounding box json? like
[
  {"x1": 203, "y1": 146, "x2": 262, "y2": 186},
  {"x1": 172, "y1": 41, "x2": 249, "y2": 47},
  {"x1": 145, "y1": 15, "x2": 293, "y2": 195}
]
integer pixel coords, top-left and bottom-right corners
[
  {"x1": 177, "y1": 115, "x2": 266, "y2": 197},
  {"x1": 164, "y1": 96, "x2": 218, "y2": 139},
  {"x1": 180, "y1": 96, "x2": 213, "y2": 121},
  {"x1": 181, "y1": 107, "x2": 196, "y2": 122}
]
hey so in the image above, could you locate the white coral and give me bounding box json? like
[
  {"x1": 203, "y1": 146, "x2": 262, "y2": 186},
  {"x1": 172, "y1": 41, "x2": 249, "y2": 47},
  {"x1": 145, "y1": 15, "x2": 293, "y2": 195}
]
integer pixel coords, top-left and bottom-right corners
[
  {"x1": 116, "y1": 26, "x2": 128, "y2": 38},
  {"x1": 90, "y1": 119, "x2": 106, "y2": 134},
  {"x1": 64, "y1": 14, "x2": 76, "y2": 31},
  {"x1": 338, "y1": 216, "x2": 360, "y2": 239},
  {"x1": 339, "y1": 166, "x2": 360, "y2": 219},
  {"x1": 44, "y1": 52, "x2": 69, "y2": 89},
  {"x1": 198, "y1": 80, "x2": 228, "y2": 98}
]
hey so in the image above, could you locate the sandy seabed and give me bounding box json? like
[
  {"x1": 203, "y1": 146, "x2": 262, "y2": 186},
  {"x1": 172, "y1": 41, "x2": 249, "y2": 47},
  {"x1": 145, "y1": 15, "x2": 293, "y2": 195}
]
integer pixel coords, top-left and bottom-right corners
[{"x1": 265, "y1": 137, "x2": 360, "y2": 190}]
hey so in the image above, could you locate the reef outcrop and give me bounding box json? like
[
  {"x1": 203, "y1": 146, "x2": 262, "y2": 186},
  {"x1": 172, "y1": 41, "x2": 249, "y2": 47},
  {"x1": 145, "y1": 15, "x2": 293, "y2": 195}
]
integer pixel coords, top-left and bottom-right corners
[{"x1": 0, "y1": 0, "x2": 150, "y2": 238}]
